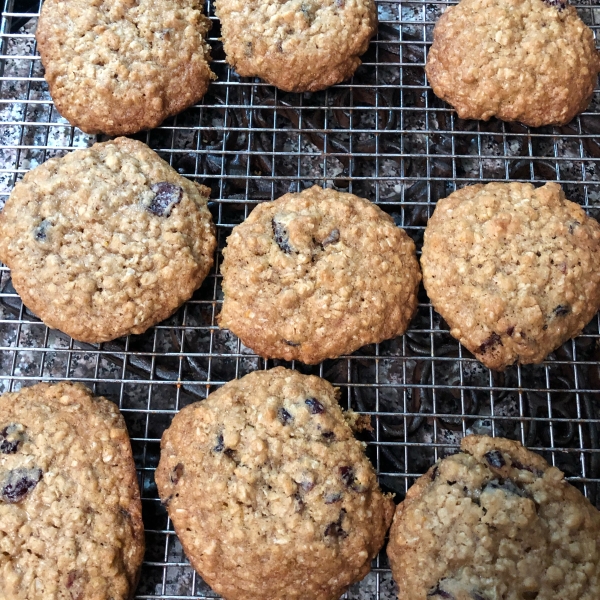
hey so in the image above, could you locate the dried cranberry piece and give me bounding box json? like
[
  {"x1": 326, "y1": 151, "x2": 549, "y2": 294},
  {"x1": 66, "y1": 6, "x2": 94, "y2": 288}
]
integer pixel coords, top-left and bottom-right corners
[
  {"x1": 321, "y1": 431, "x2": 335, "y2": 440},
  {"x1": 427, "y1": 584, "x2": 454, "y2": 599},
  {"x1": 272, "y1": 219, "x2": 293, "y2": 253},
  {"x1": 484, "y1": 450, "x2": 505, "y2": 469},
  {"x1": 543, "y1": 0, "x2": 567, "y2": 10},
  {"x1": 305, "y1": 398, "x2": 325, "y2": 414},
  {"x1": 170, "y1": 463, "x2": 184, "y2": 484},
  {"x1": 325, "y1": 492, "x2": 343, "y2": 504},
  {"x1": 553, "y1": 305, "x2": 570, "y2": 317},
  {"x1": 324, "y1": 509, "x2": 347, "y2": 539},
  {"x1": 479, "y1": 332, "x2": 502, "y2": 353},
  {"x1": 34, "y1": 220, "x2": 50, "y2": 241},
  {"x1": 1, "y1": 468, "x2": 42, "y2": 503},
  {"x1": 148, "y1": 182, "x2": 183, "y2": 217},
  {"x1": 0, "y1": 424, "x2": 23, "y2": 454},
  {"x1": 321, "y1": 229, "x2": 340, "y2": 247},
  {"x1": 214, "y1": 433, "x2": 225, "y2": 452},
  {"x1": 300, "y1": 480, "x2": 315, "y2": 492},
  {"x1": 278, "y1": 407, "x2": 293, "y2": 425},
  {"x1": 339, "y1": 466, "x2": 354, "y2": 487},
  {"x1": 484, "y1": 478, "x2": 530, "y2": 499}
]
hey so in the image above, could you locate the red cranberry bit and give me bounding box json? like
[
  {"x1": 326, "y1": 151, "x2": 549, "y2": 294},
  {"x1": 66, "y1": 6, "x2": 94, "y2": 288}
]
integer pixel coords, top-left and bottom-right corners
[
  {"x1": 324, "y1": 492, "x2": 343, "y2": 504},
  {"x1": 553, "y1": 305, "x2": 570, "y2": 317},
  {"x1": 305, "y1": 398, "x2": 325, "y2": 414},
  {"x1": 278, "y1": 407, "x2": 293, "y2": 425},
  {"x1": 170, "y1": 462, "x2": 184, "y2": 484},
  {"x1": 479, "y1": 332, "x2": 502, "y2": 353},
  {"x1": 324, "y1": 509, "x2": 347, "y2": 539},
  {"x1": 148, "y1": 182, "x2": 183, "y2": 217},
  {"x1": 272, "y1": 219, "x2": 293, "y2": 253},
  {"x1": 214, "y1": 433, "x2": 225, "y2": 452},
  {"x1": 484, "y1": 450, "x2": 505, "y2": 469},
  {"x1": 321, "y1": 228, "x2": 340, "y2": 247},
  {"x1": 0, "y1": 424, "x2": 23, "y2": 454},
  {"x1": 339, "y1": 466, "x2": 354, "y2": 487},
  {"x1": 1, "y1": 468, "x2": 42, "y2": 503}
]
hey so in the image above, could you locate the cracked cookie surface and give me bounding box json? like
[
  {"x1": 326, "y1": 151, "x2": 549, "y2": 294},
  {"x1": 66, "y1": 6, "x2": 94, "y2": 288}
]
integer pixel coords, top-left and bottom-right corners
[
  {"x1": 215, "y1": 0, "x2": 377, "y2": 91},
  {"x1": 420, "y1": 182, "x2": 600, "y2": 370},
  {"x1": 36, "y1": 0, "x2": 215, "y2": 135},
  {"x1": 155, "y1": 367, "x2": 394, "y2": 600},
  {"x1": 0, "y1": 382, "x2": 144, "y2": 600},
  {"x1": 387, "y1": 435, "x2": 600, "y2": 600},
  {"x1": 426, "y1": 0, "x2": 600, "y2": 127},
  {"x1": 218, "y1": 186, "x2": 421, "y2": 364},
  {"x1": 0, "y1": 137, "x2": 216, "y2": 343}
]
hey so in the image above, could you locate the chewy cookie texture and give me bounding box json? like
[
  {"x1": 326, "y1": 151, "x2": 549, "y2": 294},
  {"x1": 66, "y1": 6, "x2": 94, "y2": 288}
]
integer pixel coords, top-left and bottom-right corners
[
  {"x1": 36, "y1": 0, "x2": 215, "y2": 135},
  {"x1": 0, "y1": 382, "x2": 144, "y2": 600},
  {"x1": 426, "y1": 0, "x2": 600, "y2": 127},
  {"x1": 421, "y1": 182, "x2": 600, "y2": 371},
  {"x1": 215, "y1": 0, "x2": 377, "y2": 92},
  {"x1": 387, "y1": 435, "x2": 600, "y2": 600},
  {"x1": 156, "y1": 367, "x2": 394, "y2": 600},
  {"x1": 218, "y1": 186, "x2": 421, "y2": 364},
  {"x1": 0, "y1": 137, "x2": 216, "y2": 344}
]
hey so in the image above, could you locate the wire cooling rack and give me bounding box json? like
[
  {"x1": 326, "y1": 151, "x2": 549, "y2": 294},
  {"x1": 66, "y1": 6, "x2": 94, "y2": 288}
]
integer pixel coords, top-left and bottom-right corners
[{"x1": 1, "y1": 0, "x2": 600, "y2": 597}]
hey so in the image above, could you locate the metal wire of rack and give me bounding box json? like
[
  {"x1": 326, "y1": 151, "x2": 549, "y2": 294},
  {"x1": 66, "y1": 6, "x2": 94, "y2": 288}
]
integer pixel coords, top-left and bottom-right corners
[{"x1": 1, "y1": 0, "x2": 600, "y2": 597}]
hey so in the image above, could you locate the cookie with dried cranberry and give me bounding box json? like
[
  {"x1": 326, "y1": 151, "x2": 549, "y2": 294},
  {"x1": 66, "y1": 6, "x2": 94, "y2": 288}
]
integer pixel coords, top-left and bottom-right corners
[
  {"x1": 387, "y1": 435, "x2": 600, "y2": 600},
  {"x1": 36, "y1": 0, "x2": 215, "y2": 135},
  {"x1": 0, "y1": 382, "x2": 144, "y2": 600},
  {"x1": 0, "y1": 137, "x2": 216, "y2": 343},
  {"x1": 218, "y1": 186, "x2": 421, "y2": 364},
  {"x1": 215, "y1": 0, "x2": 377, "y2": 92},
  {"x1": 155, "y1": 367, "x2": 394, "y2": 600},
  {"x1": 420, "y1": 182, "x2": 600, "y2": 371},
  {"x1": 426, "y1": 0, "x2": 600, "y2": 127}
]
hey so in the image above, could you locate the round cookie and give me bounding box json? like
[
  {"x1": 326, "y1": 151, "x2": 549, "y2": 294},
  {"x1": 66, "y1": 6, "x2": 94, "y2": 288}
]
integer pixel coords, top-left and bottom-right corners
[
  {"x1": 420, "y1": 182, "x2": 600, "y2": 371},
  {"x1": 218, "y1": 186, "x2": 421, "y2": 364},
  {"x1": 425, "y1": 0, "x2": 600, "y2": 127},
  {"x1": 0, "y1": 382, "x2": 144, "y2": 600},
  {"x1": 36, "y1": 0, "x2": 215, "y2": 135},
  {"x1": 155, "y1": 367, "x2": 394, "y2": 600},
  {"x1": 215, "y1": 0, "x2": 377, "y2": 92},
  {"x1": 387, "y1": 435, "x2": 600, "y2": 600},
  {"x1": 0, "y1": 137, "x2": 216, "y2": 343}
]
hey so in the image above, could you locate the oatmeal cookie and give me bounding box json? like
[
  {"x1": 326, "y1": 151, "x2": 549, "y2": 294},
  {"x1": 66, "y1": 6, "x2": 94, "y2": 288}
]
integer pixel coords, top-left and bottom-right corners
[
  {"x1": 218, "y1": 186, "x2": 421, "y2": 364},
  {"x1": 155, "y1": 367, "x2": 394, "y2": 600},
  {"x1": 426, "y1": 0, "x2": 600, "y2": 127},
  {"x1": 420, "y1": 182, "x2": 600, "y2": 370},
  {"x1": 0, "y1": 137, "x2": 216, "y2": 343},
  {"x1": 387, "y1": 435, "x2": 600, "y2": 600},
  {"x1": 36, "y1": 0, "x2": 215, "y2": 135},
  {"x1": 0, "y1": 382, "x2": 144, "y2": 600},
  {"x1": 215, "y1": 0, "x2": 377, "y2": 92}
]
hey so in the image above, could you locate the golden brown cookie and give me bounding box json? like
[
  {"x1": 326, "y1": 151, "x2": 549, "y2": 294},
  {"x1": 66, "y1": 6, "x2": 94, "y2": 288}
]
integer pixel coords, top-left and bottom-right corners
[
  {"x1": 0, "y1": 137, "x2": 216, "y2": 343},
  {"x1": 156, "y1": 367, "x2": 394, "y2": 600},
  {"x1": 426, "y1": 0, "x2": 600, "y2": 127},
  {"x1": 36, "y1": 0, "x2": 215, "y2": 135},
  {"x1": 218, "y1": 186, "x2": 421, "y2": 364},
  {"x1": 215, "y1": 0, "x2": 377, "y2": 92},
  {"x1": 420, "y1": 182, "x2": 600, "y2": 370},
  {"x1": 387, "y1": 435, "x2": 600, "y2": 600},
  {"x1": 0, "y1": 382, "x2": 144, "y2": 600}
]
